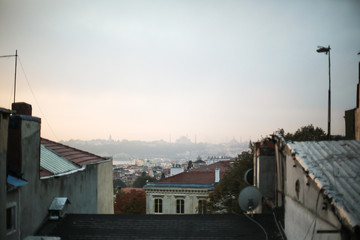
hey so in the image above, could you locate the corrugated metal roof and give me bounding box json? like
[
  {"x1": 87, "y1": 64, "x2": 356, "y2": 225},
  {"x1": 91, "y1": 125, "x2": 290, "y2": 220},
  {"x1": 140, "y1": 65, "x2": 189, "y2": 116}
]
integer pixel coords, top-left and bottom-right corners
[
  {"x1": 41, "y1": 138, "x2": 107, "y2": 166},
  {"x1": 287, "y1": 140, "x2": 360, "y2": 230},
  {"x1": 41, "y1": 145, "x2": 79, "y2": 174}
]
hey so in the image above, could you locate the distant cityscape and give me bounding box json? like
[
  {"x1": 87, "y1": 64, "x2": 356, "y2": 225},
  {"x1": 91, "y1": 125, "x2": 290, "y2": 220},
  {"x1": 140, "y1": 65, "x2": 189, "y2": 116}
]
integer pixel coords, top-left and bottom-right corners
[
  {"x1": 61, "y1": 136, "x2": 249, "y2": 164},
  {"x1": 62, "y1": 136, "x2": 249, "y2": 187}
]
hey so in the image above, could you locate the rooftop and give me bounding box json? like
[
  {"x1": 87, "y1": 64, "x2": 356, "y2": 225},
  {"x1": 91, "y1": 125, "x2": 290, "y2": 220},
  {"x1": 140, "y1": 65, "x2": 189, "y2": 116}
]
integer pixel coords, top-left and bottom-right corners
[
  {"x1": 153, "y1": 160, "x2": 232, "y2": 185},
  {"x1": 287, "y1": 140, "x2": 360, "y2": 231},
  {"x1": 40, "y1": 138, "x2": 111, "y2": 178},
  {"x1": 36, "y1": 213, "x2": 282, "y2": 240}
]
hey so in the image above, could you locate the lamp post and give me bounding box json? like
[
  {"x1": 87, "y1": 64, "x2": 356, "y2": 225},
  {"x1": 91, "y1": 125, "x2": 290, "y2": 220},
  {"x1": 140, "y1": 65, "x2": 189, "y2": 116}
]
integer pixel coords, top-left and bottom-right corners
[{"x1": 317, "y1": 45, "x2": 331, "y2": 140}]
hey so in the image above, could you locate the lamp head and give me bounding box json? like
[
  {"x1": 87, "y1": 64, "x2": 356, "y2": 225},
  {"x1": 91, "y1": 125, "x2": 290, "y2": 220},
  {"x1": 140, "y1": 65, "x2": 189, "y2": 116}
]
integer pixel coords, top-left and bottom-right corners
[{"x1": 317, "y1": 46, "x2": 330, "y2": 54}]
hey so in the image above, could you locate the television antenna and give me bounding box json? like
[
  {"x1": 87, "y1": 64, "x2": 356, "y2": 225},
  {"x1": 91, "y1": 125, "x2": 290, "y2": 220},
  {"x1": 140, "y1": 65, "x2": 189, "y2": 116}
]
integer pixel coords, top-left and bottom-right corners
[{"x1": 0, "y1": 50, "x2": 18, "y2": 103}]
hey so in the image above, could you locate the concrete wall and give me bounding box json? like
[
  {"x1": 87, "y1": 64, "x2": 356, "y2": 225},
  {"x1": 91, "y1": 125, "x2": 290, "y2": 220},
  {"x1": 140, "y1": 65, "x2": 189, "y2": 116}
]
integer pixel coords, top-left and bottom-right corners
[
  {"x1": 146, "y1": 187, "x2": 209, "y2": 214},
  {"x1": 284, "y1": 155, "x2": 341, "y2": 240},
  {"x1": 97, "y1": 160, "x2": 114, "y2": 214},
  {"x1": 0, "y1": 109, "x2": 10, "y2": 240}
]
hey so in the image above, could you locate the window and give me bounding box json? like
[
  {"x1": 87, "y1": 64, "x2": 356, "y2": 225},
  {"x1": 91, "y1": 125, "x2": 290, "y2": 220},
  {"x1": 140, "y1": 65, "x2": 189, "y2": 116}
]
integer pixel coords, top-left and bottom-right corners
[
  {"x1": 295, "y1": 179, "x2": 300, "y2": 199},
  {"x1": 154, "y1": 199, "x2": 162, "y2": 213},
  {"x1": 176, "y1": 199, "x2": 184, "y2": 214},
  {"x1": 6, "y1": 204, "x2": 16, "y2": 235},
  {"x1": 198, "y1": 200, "x2": 207, "y2": 214}
]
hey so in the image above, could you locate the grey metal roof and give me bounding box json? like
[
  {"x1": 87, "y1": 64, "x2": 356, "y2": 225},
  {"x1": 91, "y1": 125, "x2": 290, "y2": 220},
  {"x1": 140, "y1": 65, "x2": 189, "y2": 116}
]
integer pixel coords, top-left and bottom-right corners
[
  {"x1": 49, "y1": 197, "x2": 70, "y2": 211},
  {"x1": 287, "y1": 140, "x2": 360, "y2": 230},
  {"x1": 40, "y1": 145, "x2": 79, "y2": 175}
]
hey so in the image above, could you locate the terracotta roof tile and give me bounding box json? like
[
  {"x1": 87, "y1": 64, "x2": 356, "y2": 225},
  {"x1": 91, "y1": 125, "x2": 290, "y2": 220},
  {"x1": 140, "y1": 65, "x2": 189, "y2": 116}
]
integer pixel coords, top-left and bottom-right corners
[{"x1": 157, "y1": 161, "x2": 232, "y2": 185}]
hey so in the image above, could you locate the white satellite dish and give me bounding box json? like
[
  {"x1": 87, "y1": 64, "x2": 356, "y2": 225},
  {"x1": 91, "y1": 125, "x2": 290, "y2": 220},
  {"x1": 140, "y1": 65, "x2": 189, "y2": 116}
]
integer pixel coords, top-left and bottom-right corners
[{"x1": 238, "y1": 186, "x2": 262, "y2": 212}]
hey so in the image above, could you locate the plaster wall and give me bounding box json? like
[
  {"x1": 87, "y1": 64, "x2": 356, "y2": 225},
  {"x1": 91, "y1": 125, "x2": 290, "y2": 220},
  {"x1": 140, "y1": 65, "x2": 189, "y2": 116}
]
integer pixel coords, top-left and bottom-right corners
[
  {"x1": 146, "y1": 187, "x2": 209, "y2": 214},
  {"x1": 21, "y1": 164, "x2": 99, "y2": 238},
  {"x1": 0, "y1": 110, "x2": 10, "y2": 240},
  {"x1": 16, "y1": 117, "x2": 41, "y2": 239},
  {"x1": 97, "y1": 160, "x2": 114, "y2": 214},
  {"x1": 284, "y1": 155, "x2": 341, "y2": 240}
]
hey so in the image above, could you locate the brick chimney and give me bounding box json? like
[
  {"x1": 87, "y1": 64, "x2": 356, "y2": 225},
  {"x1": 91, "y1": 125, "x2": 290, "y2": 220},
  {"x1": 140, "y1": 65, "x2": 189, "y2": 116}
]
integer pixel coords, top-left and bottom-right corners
[{"x1": 12, "y1": 102, "x2": 32, "y2": 116}]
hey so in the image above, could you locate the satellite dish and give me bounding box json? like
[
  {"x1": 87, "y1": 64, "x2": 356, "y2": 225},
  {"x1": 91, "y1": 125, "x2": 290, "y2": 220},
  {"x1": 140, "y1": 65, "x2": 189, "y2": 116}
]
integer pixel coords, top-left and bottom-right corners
[{"x1": 238, "y1": 186, "x2": 262, "y2": 212}]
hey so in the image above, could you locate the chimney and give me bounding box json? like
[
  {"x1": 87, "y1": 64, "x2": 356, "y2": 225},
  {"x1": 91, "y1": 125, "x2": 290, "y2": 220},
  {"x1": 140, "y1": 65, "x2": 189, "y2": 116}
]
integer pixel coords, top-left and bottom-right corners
[
  {"x1": 7, "y1": 103, "x2": 40, "y2": 179},
  {"x1": 215, "y1": 168, "x2": 220, "y2": 183},
  {"x1": 12, "y1": 102, "x2": 32, "y2": 116}
]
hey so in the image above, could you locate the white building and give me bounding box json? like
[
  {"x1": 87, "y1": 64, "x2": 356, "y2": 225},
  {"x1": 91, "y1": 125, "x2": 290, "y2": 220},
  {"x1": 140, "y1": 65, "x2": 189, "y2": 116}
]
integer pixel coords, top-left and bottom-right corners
[{"x1": 144, "y1": 161, "x2": 231, "y2": 214}]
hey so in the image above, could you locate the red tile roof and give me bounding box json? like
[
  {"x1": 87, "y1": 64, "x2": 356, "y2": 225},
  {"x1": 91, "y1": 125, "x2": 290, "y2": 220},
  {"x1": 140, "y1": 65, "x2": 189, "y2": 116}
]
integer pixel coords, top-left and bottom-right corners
[
  {"x1": 41, "y1": 138, "x2": 107, "y2": 167},
  {"x1": 157, "y1": 161, "x2": 232, "y2": 185},
  {"x1": 39, "y1": 168, "x2": 53, "y2": 177}
]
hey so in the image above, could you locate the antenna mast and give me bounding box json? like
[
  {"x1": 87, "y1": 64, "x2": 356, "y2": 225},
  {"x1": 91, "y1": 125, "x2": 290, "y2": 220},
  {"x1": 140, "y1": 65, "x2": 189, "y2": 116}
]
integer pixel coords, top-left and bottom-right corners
[
  {"x1": 0, "y1": 50, "x2": 18, "y2": 104},
  {"x1": 14, "y1": 50, "x2": 18, "y2": 103}
]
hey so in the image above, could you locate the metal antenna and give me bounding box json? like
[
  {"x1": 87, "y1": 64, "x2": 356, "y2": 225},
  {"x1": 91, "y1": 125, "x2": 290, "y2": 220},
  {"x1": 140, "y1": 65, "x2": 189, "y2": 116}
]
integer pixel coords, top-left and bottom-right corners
[{"x1": 0, "y1": 50, "x2": 18, "y2": 104}]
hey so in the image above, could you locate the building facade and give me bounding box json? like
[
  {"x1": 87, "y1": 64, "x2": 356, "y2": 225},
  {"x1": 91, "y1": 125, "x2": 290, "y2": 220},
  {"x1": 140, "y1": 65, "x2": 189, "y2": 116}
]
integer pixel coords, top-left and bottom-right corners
[
  {"x1": 254, "y1": 135, "x2": 360, "y2": 240},
  {"x1": 144, "y1": 161, "x2": 231, "y2": 214}
]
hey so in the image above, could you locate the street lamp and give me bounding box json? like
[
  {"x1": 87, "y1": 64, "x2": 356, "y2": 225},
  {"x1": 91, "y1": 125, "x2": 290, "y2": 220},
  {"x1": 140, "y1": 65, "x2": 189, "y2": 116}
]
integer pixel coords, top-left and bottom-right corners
[{"x1": 316, "y1": 45, "x2": 331, "y2": 140}]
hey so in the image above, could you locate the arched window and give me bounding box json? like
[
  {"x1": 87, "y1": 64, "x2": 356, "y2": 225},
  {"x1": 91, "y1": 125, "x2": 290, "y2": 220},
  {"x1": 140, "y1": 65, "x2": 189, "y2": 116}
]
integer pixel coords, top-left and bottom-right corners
[
  {"x1": 295, "y1": 179, "x2": 300, "y2": 199},
  {"x1": 154, "y1": 199, "x2": 162, "y2": 213}
]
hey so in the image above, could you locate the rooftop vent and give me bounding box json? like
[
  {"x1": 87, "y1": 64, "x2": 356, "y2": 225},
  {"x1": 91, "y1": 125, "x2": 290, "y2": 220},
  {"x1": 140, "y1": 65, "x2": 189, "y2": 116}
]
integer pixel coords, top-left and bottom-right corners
[{"x1": 48, "y1": 197, "x2": 70, "y2": 220}]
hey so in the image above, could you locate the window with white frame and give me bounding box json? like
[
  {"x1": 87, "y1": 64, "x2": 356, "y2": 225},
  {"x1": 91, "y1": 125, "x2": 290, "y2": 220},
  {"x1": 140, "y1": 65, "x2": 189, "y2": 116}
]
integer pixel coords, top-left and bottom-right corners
[
  {"x1": 154, "y1": 198, "x2": 163, "y2": 213},
  {"x1": 176, "y1": 199, "x2": 184, "y2": 214}
]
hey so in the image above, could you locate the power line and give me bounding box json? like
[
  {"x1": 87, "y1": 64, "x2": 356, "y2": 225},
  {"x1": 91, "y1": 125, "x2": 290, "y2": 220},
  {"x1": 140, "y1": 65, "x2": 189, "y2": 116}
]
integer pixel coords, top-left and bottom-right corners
[{"x1": 17, "y1": 56, "x2": 58, "y2": 141}]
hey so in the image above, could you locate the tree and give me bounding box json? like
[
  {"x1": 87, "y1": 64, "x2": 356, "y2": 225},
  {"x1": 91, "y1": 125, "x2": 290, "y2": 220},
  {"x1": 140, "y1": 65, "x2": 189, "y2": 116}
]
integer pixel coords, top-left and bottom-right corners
[
  {"x1": 114, "y1": 189, "x2": 146, "y2": 214},
  {"x1": 132, "y1": 175, "x2": 156, "y2": 188},
  {"x1": 281, "y1": 124, "x2": 327, "y2": 141},
  {"x1": 187, "y1": 160, "x2": 193, "y2": 170},
  {"x1": 207, "y1": 152, "x2": 253, "y2": 214},
  {"x1": 113, "y1": 179, "x2": 126, "y2": 190}
]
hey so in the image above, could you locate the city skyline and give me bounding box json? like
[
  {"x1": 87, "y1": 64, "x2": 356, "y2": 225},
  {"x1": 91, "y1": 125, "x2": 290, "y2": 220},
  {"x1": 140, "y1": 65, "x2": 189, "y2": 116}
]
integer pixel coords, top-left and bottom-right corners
[{"x1": 1, "y1": 0, "x2": 360, "y2": 144}]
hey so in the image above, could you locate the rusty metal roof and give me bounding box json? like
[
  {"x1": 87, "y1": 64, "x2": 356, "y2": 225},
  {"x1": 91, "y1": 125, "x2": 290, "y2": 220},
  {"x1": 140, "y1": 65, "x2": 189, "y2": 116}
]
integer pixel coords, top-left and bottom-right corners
[{"x1": 287, "y1": 140, "x2": 360, "y2": 231}]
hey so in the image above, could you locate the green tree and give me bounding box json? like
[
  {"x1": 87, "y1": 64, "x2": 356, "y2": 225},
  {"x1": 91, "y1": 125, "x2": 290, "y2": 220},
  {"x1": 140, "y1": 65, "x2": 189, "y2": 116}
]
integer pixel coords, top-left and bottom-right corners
[
  {"x1": 280, "y1": 124, "x2": 327, "y2": 141},
  {"x1": 113, "y1": 179, "x2": 126, "y2": 190},
  {"x1": 132, "y1": 175, "x2": 156, "y2": 188},
  {"x1": 207, "y1": 152, "x2": 253, "y2": 214},
  {"x1": 187, "y1": 160, "x2": 193, "y2": 170}
]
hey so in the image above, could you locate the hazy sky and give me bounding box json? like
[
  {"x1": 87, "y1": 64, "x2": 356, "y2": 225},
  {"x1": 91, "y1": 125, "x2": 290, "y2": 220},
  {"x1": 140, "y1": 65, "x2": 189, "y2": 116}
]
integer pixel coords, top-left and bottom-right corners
[{"x1": 1, "y1": 0, "x2": 359, "y2": 143}]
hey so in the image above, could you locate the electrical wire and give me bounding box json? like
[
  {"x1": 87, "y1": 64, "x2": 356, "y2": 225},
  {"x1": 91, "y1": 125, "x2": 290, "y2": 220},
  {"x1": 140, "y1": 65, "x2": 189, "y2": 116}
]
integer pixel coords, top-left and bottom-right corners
[
  {"x1": 17, "y1": 56, "x2": 58, "y2": 141},
  {"x1": 272, "y1": 211, "x2": 286, "y2": 240}
]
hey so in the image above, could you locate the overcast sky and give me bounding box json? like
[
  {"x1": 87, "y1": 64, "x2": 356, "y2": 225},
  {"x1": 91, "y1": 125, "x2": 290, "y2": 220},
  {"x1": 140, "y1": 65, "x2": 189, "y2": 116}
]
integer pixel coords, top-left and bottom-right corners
[{"x1": 1, "y1": 0, "x2": 359, "y2": 143}]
